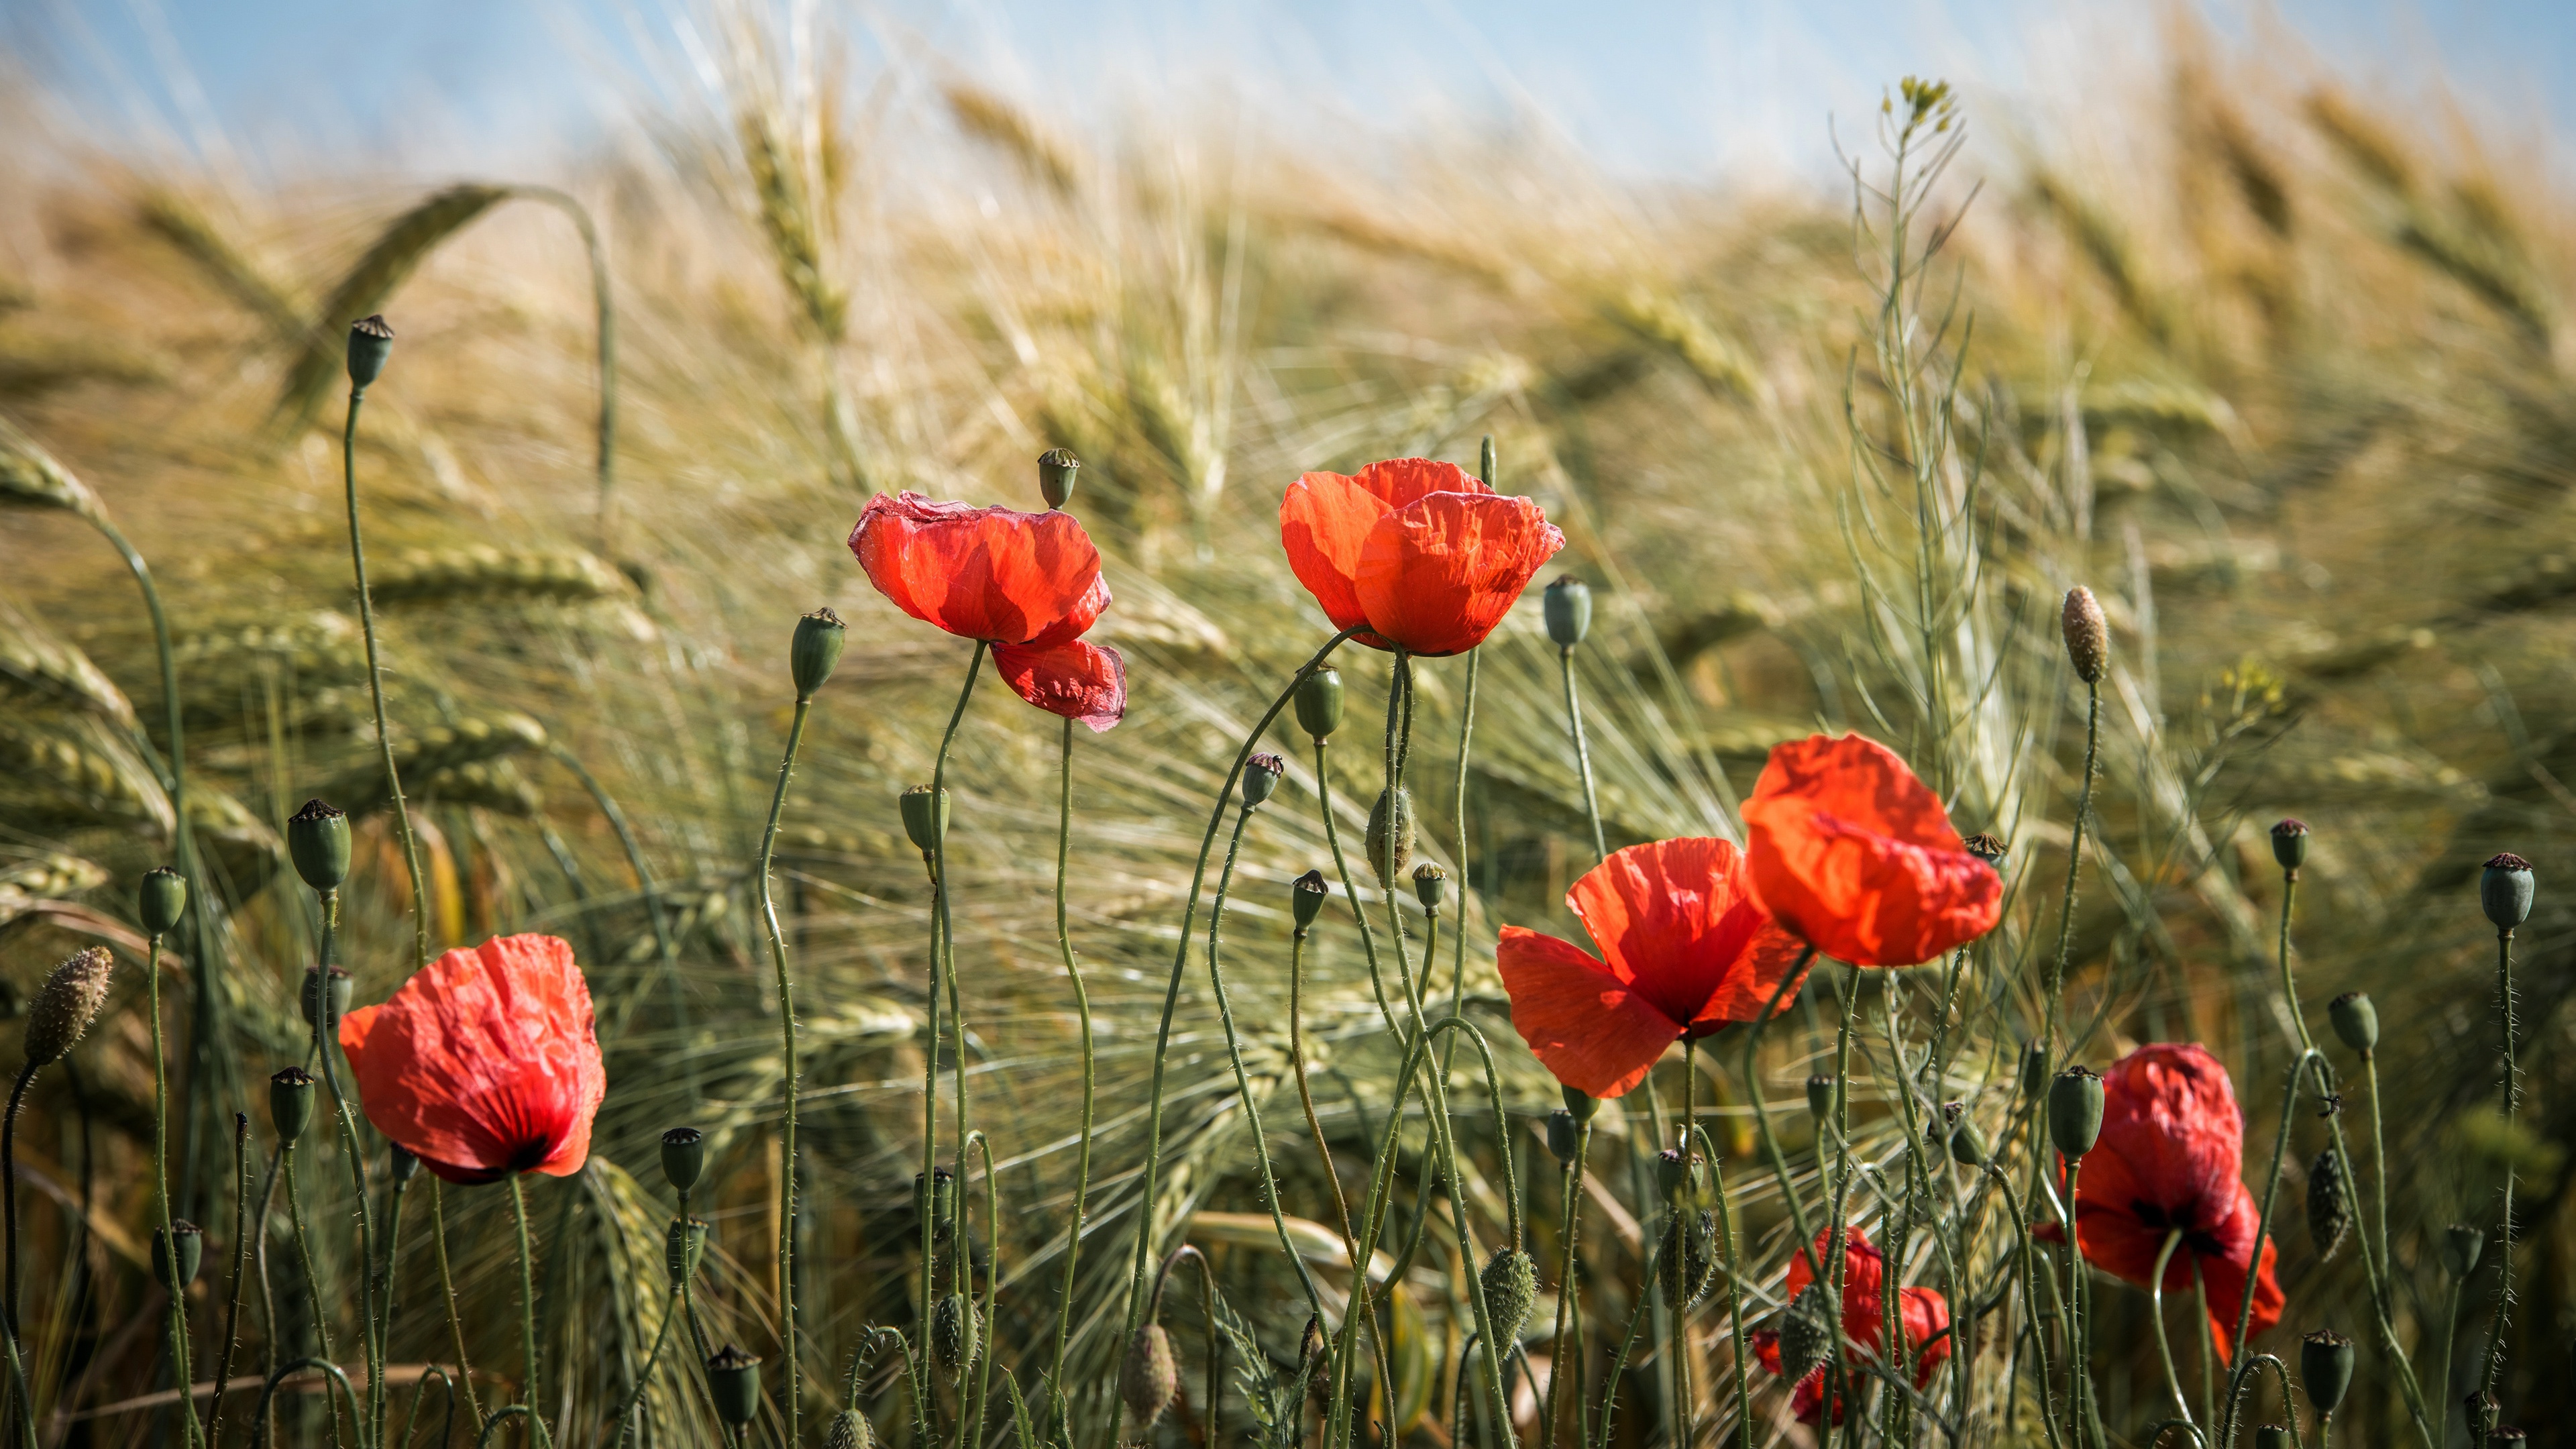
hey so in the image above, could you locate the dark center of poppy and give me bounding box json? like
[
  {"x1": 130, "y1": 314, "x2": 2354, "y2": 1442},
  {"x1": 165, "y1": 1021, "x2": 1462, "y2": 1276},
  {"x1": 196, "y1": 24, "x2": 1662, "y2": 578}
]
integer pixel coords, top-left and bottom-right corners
[{"x1": 2128, "y1": 1199, "x2": 2226, "y2": 1259}]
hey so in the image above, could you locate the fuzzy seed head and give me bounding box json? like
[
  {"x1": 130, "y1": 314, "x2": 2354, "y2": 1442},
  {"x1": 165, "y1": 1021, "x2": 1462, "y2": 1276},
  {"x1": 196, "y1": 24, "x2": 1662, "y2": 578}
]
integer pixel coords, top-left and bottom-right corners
[
  {"x1": 825, "y1": 1410, "x2": 873, "y2": 1449},
  {"x1": 934, "y1": 1293, "x2": 978, "y2": 1376},
  {"x1": 1480, "y1": 1247, "x2": 1537, "y2": 1344},
  {"x1": 2061, "y1": 586, "x2": 2108, "y2": 682},
  {"x1": 1364, "y1": 788, "x2": 1413, "y2": 885},
  {"x1": 1657, "y1": 1209, "x2": 1718, "y2": 1305},
  {"x1": 1776, "y1": 1283, "x2": 1834, "y2": 1383},
  {"x1": 25, "y1": 947, "x2": 111, "y2": 1067},
  {"x1": 1120, "y1": 1323, "x2": 1178, "y2": 1430},
  {"x1": 2306, "y1": 1149, "x2": 2349, "y2": 1260}
]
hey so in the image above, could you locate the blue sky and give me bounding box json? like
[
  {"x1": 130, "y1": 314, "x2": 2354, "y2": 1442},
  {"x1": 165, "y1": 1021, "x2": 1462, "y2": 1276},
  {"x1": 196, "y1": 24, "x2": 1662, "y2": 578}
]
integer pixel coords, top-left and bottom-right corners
[{"x1": 17, "y1": 0, "x2": 2576, "y2": 182}]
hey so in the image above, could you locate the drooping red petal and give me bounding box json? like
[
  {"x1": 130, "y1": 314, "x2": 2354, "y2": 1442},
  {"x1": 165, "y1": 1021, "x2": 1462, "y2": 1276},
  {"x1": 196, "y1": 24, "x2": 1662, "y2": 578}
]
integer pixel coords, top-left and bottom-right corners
[
  {"x1": 1742, "y1": 733, "x2": 2001, "y2": 966},
  {"x1": 1495, "y1": 925, "x2": 1684, "y2": 1098},
  {"x1": 993, "y1": 639, "x2": 1128, "y2": 731},
  {"x1": 1898, "y1": 1287, "x2": 1953, "y2": 1385},
  {"x1": 339, "y1": 933, "x2": 605, "y2": 1185},
  {"x1": 1353, "y1": 491, "x2": 1564, "y2": 657},
  {"x1": 1280, "y1": 460, "x2": 1488, "y2": 649},
  {"x1": 1762, "y1": 1228, "x2": 1925, "y2": 1425},
  {"x1": 1563, "y1": 837, "x2": 1810, "y2": 1034},
  {"x1": 849, "y1": 492, "x2": 1109, "y2": 646},
  {"x1": 2192, "y1": 1188, "x2": 2284, "y2": 1360}
]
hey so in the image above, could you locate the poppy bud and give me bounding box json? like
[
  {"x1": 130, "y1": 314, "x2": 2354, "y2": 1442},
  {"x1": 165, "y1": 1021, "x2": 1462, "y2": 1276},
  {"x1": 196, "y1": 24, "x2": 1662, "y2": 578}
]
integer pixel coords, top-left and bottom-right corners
[
  {"x1": 286, "y1": 798, "x2": 352, "y2": 893},
  {"x1": 1364, "y1": 788, "x2": 1413, "y2": 885},
  {"x1": 1242, "y1": 753, "x2": 1285, "y2": 809},
  {"x1": 705, "y1": 1344, "x2": 762, "y2": 1426},
  {"x1": 1411, "y1": 863, "x2": 1448, "y2": 914},
  {"x1": 665, "y1": 1217, "x2": 708, "y2": 1286},
  {"x1": 2481, "y1": 853, "x2": 2534, "y2": 934},
  {"x1": 900, "y1": 785, "x2": 951, "y2": 855},
  {"x1": 2328, "y1": 991, "x2": 2377, "y2": 1055},
  {"x1": 934, "y1": 1293, "x2": 977, "y2": 1375},
  {"x1": 1480, "y1": 1246, "x2": 1536, "y2": 1344},
  {"x1": 2487, "y1": 1428, "x2": 2526, "y2": 1444},
  {"x1": 2049, "y1": 1067, "x2": 2105, "y2": 1160},
  {"x1": 1546, "y1": 1108, "x2": 1581, "y2": 1164},
  {"x1": 25, "y1": 947, "x2": 112, "y2": 1069},
  {"x1": 1544, "y1": 576, "x2": 1593, "y2": 648},
  {"x1": 2020, "y1": 1040, "x2": 2050, "y2": 1097},
  {"x1": 138, "y1": 867, "x2": 188, "y2": 936},
  {"x1": 301, "y1": 966, "x2": 353, "y2": 1028},
  {"x1": 2440, "y1": 1223, "x2": 2484, "y2": 1278},
  {"x1": 1037, "y1": 447, "x2": 1081, "y2": 510},
  {"x1": 792, "y1": 607, "x2": 847, "y2": 700},
  {"x1": 1775, "y1": 1283, "x2": 1833, "y2": 1383},
  {"x1": 1295, "y1": 668, "x2": 1345, "y2": 741},
  {"x1": 2061, "y1": 586, "x2": 2108, "y2": 684},
  {"x1": 661, "y1": 1126, "x2": 706, "y2": 1194},
  {"x1": 1291, "y1": 869, "x2": 1328, "y2": 934},
  {"x1": 1658, "y1": 1209, "x2": 1717, "y2": 1305},
  {"x1": 2300, "y1": 1330, "x2": 2354, "y2": 1415},
  {"x1": 1949, "y1": 1117, "x2": 1988, "y2": 1166},
  {"x1": 920, "y1": 1167, "x2": 956, "y2": 1241},
  {"x1": 270, "y1": 1067, "x2": 317, "y2": 1144},
  {"x1": 1961, "y1": 833, "x2": 2006, "y2": 871},
  {"x1": 390, "y1": 1145, "x2": 421, "y2": 1183},
  {"x1": 2306, "y1": 1149, "x2": 2349, "y2": 1260},
  {"x1": 2271, "y1": 818, "x2": 2310, "y2": 875},
  {"x1": 2252, "y1": 1428, "x2": 2291, "y2": 1449},
  {"x1": 1806, "y1": 1074, "x2": 1835, "y2": 1126},
  {"x1": 1120, "y1": 1322, "x2": 1177, "y2": 1428},
  {"x1": 347, "y1": 315, "x2": 394, "y2": 390},
  {"x1": 152, "y1": 1220, "x2": 203, "y2": 1291},
  {"x1": 826, "y1": 1409, "x2": 873, "y2": 1449},
  {"x1": 1561, "y1": 1084, "x2": 1597, "y2": 1122}
]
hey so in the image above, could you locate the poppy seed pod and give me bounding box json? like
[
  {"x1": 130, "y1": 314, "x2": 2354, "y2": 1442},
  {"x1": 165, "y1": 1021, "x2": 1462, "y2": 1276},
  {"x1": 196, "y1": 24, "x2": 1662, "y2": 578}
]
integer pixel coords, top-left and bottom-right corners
[
  {"x1": 665, "y1": 1217, "x2": 708, "y2": 1286},
  {"x1": 347, "y1": 314, "x2": 394, "y2": 390},
  {"x1": 1654, "y1": 1147, "x2": 1692, "y2": 1200},
  {"x1": 2048, "y1": 1067, "x2": 2106, "y2": 1159},
  {"x1": 25, "y1": 947, "x2": 113, "y2": 1069},
  {"x1": 826, "y1": 1409, "x2": 874, "y2": 1449},
  {"x1": 1949, "y1": 1116, "x2": 1988, "y2": 1166},
  {"x1": 300, "y1": 966, "x2": 353, "y2": 1028},
  {"x1": 1411, "y1": 863, "x2": 1448, "y2": 914},
  {"x1": 705, "y1": 1344, "x2": 762, "y2": 1426},
  {"x1": 2328, "y1": 991, "x2": 2377, "y2": 1055},
  {"x1": 2271, "y1": 818, "x2": 2310, "y2": 875},
  {"x1": 270, "y1": 1067, "x2": 317, "y2": 1144},
  {"x1": 2300, "y1": 1330, "x2": 2354, "y2": 1415},
  {"x1": 1480, "y1": 1246, "x2": 1537, "y2": 1344},
  {"x1": 1364, "y1": 788, "x2": 1413, "y2": 884},
  {"x1": 1037, "y1": 447, "x2": 1080, "y2": 510},
  {"x1": 1120, "y1": 1322, "x2": 1177, "y2": 1429},
  {"x1": 934, "y1": 1293, "x2": 977, "y2": 1375},
  {"x1": 138, "y1": 867, "x2": 188, "y2": 937},
  {"x1": 2440, "y1": 1223, "x2": 2484, "y2": 1278},
  {"x1": 792, "y1": 607, "x2": 847, "y2": 700},
  {"x1": 1242, "y1": 753, "x2": 1285, "y2": 809},
  {"x1": 661, "y1": 1126, "x2": 706, "y2": 1194},
  {"x1": 152, "y1": 1220, "x2": 203, "y2": 1291},
  {"x1": 1561, "y1": 1084, "x2": 1598, "y2": 1122},
  {"x1": 2021, "y1": 1040, "x2": 2050, "y2": 1097},
  {"x1": 2487, "y1": 1428, "x2": 2527, "y2": 1444},
  {"x1": 2252, "y1": 1428, "x2": 2292, "y2": 1449},
  {"x1": 390, "y1": 1145, "x2": 421, "y2": 1183},
  {"x1": 1806, "y1": 1074, "x2": 1835, "y2": 1126},
  {"x1": 1775, "y1": 1283, "x2": 1835, "y2": 1383},
  {"x1": 1545, "y1": 1108, "x2": 1581, "y2": 1164},
  {"x1": 2481, "y1": 853, "x2": 2534, "y2": 934},
  {"x1": 2306, "y1": 1148, "x2": 2349, "y2": 1260},
  {"x1": 286, "y1": 798, "x2": 352, "y2": 893},
  {"x1": 900, "y1": 785, "x2": 951, "y2": 855},
  {"x1": 1961, "y1": 833, "x2": 2006, "y2": 871},
  {"x1": 1543, "y1": 576, "x2": 1593, "y2": 648},
  {"x1": 1291, "y1": 869, "x2": 1328, "y2": 933},
  {"x1": 2061, "y1": 586, "x2": 2108, "y2": 684},
  {"x1": 1294, "y1": 667, "x2": 1345, "y2": 740}
]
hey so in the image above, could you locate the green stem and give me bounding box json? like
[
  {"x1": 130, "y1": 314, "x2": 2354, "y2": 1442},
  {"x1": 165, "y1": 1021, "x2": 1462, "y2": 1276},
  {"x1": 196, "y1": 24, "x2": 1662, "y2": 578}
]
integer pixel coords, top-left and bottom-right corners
[
  {"x1": 2483, "y1": 926, "x2": 2519, "y2": 1398},
  {"x1": 1, "y1": 1319, "x2": 39, "y2": 1449},
  {"x1": 508, "y1": 1172, "x2": 552, "y2": 1448},
  {"x1": 2436, "y1": 1278, "x2": 2465, "y2": 1449},
  {"x1": 755, "y1": 688, "x2": 816, "y2": 1448},
  {"x1": 148, "y1": 933, "x2": 201, "y2": 1446},
  {"x1": 2149, "y1": 1228, "x2": 2193, "y2": 1431},
  {"x1": 282, "y1": 1146, "x2": 343, "y2": 1449},
  {"x1": 1557, "y1": 646, "x2": 1606, "y2": 862},
  {"x1": 924, "y1": 641, "x2": 987, "y2": 1425},
  {"x1": 2061, "y1": 1158, "x2": 2090, "y2": 1449},
  {"x1": 434, "y1": 1179, "x2": 484, "y2": 1428},
  {"x1": 1690, "y1": 1124, "x2": 1752, "y2": 1449},
  {"x1": 313, "y1": 890, "x2": 382, "y2": 1439},
  {"x1": 1, "y1": 1065, "x2": 32, "y2": 1338},
  {"x1": 1539, "y1": 1128, "x2": 1589, "y2": 1449},
  {"x1": 342, "y1": 385, "x2": 431, "y2": 969},
  {"x1": 1046, "y1": 716, "x2": 1096, "y2": 1408},
  {"x1": 1288, "y1": 928, "x2": 1356, "y2": 1247},
  {"x1": 376, "y1": 1173, "x2": 413, "y2": 1448},
  {"x1": 2040, "y1": 682, "x2": 2100, "y2": 1065},
  {"x1": 207, "y1": 1113, "x2": 254, "y2": 1448}
]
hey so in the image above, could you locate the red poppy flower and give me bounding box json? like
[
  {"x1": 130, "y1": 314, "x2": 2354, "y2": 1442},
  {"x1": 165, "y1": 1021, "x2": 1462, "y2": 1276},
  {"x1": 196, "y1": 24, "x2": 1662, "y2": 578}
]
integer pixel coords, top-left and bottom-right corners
[
  {"x1": 2033, "y1": 1042, "x2": 2283, "y2": 1360},
  {"x1": 849, "y1": 491, "x2": 1128, "y2": 731},
  {"x1": 1750, "y1": 1228, "x2": 1951, "y2": 1424},
  {"x1": 1741, "y1": 733, "x2": 2002, "y2": 967},
  {"x1": 1497, "y1": 838, "x2": 1809, "y2": 1099},
  {"x1": 339, "y1": 934, "x2": 606, "y2": 1186},
  {"x1": 1278, "y1": 458, "x2": 1564, "y2": 656}
]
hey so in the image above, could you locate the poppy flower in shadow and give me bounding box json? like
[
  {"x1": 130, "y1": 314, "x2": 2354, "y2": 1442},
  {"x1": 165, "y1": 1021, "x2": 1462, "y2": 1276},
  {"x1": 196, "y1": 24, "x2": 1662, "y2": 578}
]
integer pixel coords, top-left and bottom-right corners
[
  {"x1": 1279, "y1": 458, "x2": 1564, "y2": 656},
  {"x1": 850, "y1": 491, "x2": 1127, "y2": 730},
  {"x1": 339, "y1": 933, "x2": 606, "y2": 1185},
  {"x1": 1750, "y1": 1227, "x2": 1951, "y2": 1424},
  {"x1": 1497, "y1": 837, "x2": 1809, "y2": 1099},
  {"x1": 1742, "y1": 733, "x2": 2002, "y2": 967}
]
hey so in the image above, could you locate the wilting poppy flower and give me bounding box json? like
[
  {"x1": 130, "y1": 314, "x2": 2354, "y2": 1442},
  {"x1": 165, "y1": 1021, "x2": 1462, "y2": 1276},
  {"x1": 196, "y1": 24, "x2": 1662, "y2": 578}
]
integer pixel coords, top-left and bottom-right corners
[
  {"x1": 339, "y1": 934, "x2": 606, "y2": 1186},
  {"x1": 1741, "y1": 733, "x2": 2002, "y2": 967},
  {"x1": 1498, "y1": 838, "x2": 1809, "y2": 1099},
  {"x1": 849, "y1": 491, "x2": 1127, "y2": 731},
  {"x1": 1278, "y1": 458, "x2": 1564, "y2": 656},
  {"x1": 2034, "y1": 1042, "x2": 2282, "y2": 1360},
  {"x1": 1750, "y1": 1228, "x2": 1951, "y2": 1424}
]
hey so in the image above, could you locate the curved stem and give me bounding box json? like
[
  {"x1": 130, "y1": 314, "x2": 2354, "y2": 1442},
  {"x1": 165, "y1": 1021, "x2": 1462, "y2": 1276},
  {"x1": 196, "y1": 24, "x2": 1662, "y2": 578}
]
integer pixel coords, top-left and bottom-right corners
[
  {"x1": 2233, "y1": 1053, "x2": 2306, "y2": 1358},
  {"x1": 550, "y1": 745, "x2": 690, "y2": 1102},
  {"x1": 1047, "y1": 716, "x2": 1096, "y2": 1407},
  {"x1": 147, "y1": 934, "x2": 201, "y2": 1446},
  {"x1": 208, "y1": 1114, "x2": 254, "y2": 1448},
  {"x1": 508, "y1": 1173, "x2": 552, "y2": 1448},
  {"x1": 1556, "y1": 646, "x2": 1606, "y2": 862},
  {"x1": 1288, "y1": 928, "x2": 1356, "y2": 1246},
  {"x1": 612, "y1": 1289, "x2": 681, "y2": 1447},
  {"x1": 2149, "y1": 1228, "x2": 2193, "y2": 1430},
  {"x1": 341, "y1": 386, "x2": 431, "y2": 968},
  {"x1": 251, "y1": 1358, "x2": 363, "y2": 1449},
  {"x1": 755, "y1": 690, "x2": 816, "y2": 1447}
]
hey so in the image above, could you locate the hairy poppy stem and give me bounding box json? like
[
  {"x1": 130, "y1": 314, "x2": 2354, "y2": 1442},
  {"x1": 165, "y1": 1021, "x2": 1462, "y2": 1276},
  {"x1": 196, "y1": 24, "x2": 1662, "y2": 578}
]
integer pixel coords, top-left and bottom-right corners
[
  {"x1": 1287, "y1": 926, "x2": 1356, "y2": 1247},
  {"x1": 1685, "y1": 1122, "x2": 1752, "y2": 1449},
  {"x1": 924, "y1": 639, "x2": 986, "y2": 1434},
  {"x1": 1739, "y1": 949, "x2": 1839, "y2": 1359},
  {"x1": 280, "y1": 1146, "x2": 343, "y2": 1447},
  {"x1": 1556, "y1": 646, "x2": 1607, "y2": 863},
  {"x1": 145, "y1": 931, "x2": 202, "y2": 1447},
  {"x1": 2483, "y1": 924, "x2": 2518, "y2": 1399},
  {"x1": 507, "y1": 1171, "x2": 551, "y2": 1448},
  {"x1": 2148, "y1": 1229, "x2": 2194, "y2": 1431},
  {"x1": 340, "y1": 383, "x2": 431, "y2": 971},
  {"x1": 311, "y1": 890, "x2": 383, "y2": 1438},
  {"x1": 2058, "y1": 1157, "x2": 2090, "y2": 1448},
  {"x1": 755, "y1": 680, "x2": 820, "y2": 1448},
  {"x1": 1, "y1": 1062, "x2": 34, "y2": 1338},
  {"x1": 1540, "y1": 1124, "x2": 1590, "y2": 1449},
  {"x1": 207, "y1": 1114, "x2": 253, "y2": 1448},
  {"x1": 1666, "y1": 1044, "x2": 1696, "y2": 1449},
  {"x1": 433, "y1": 1179, "x2": 484, "y2": 1426},
  {"x1": 2040, "y1": 681, "x2": 2098, "y2": 1065},
  {"x1": 1046, "y1": 716, "x2": 1097, "y2": 1415},
  {"x1": 1982, "y1": 1168, "x2": 2067, "y2": 1449}
]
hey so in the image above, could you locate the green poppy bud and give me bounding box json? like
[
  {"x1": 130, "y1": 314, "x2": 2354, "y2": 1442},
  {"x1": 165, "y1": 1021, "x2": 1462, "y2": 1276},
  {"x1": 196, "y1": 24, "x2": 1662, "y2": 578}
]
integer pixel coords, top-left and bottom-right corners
[
  {"x1": 2253, "y1": 1428, "x2": 2292, "y2": 1449},
  {"x1": 825, "y1": 1409, "x2": 874, "y2": 1449},
  {"x1": 1291, "y1": 869, "x2": 1328, "y2": 933},
  {"x1": 2481, "y1": 853, "x2": 2534, "y2": 934},
  {"x1": 2487, "y1": 1427, "x2": 2526, "y2": 1444},
  {"x1": 705, "y1": 1344, "x2": 762, "y2": 1426},
  {"x1": 2020, "y1": 1040, "x2": 2050, "y2": 1097},
  {"x1": 1774, "y1": 1284, "x2": 1833, "y2": 1383},
  {"x1": 270, "y1": 1067, "x2": 317, "y2": 1145},
  {"x1": 152, "y1": 1220, "x2": 203, "y2": 1292},
  {"x1": 1961, "y1": 833, "x2": 2006, "y2": 872},
  {"x1": 301, "y1": 966, "x2": 352, "y2": 1029},
  {"x1": 1560, "y1": 1084, "x2": 1597, "y2": 1122},
  {"x1": 2328, "y1": 991, "x2": 2377, "y2": 1055},
  {"x1": 1658, "y1": 1209, "x2": 1718, "y2": 1305},
  {"x1": 1411, "y1": 863, "x2": 1448, "y2": 914},
  {"x1": 390, "y1": 1145, "x2": 421, "y2": 1183},
  {"x1": 661, "y1": 1126, "x2": 706, "y2": 1194},
  {"x1": 791, "y1": 607, "x2": 847, "y2": 700},
  {"x1": 1364, "y1": 788, "x2": 1413, "y2": 885},
  {"x1": 286, "y1": 798, "x2": 352, "y2": 893},
  {"x1": 1949, "y1": 1116, "x2": 1988, "y2": 1167},
  {"x1": 1120, "y1": 1323, "x2": 1177, "y2": 1429},
  {"x1": 2307, "y1": 1148, "x2": 2349, "y2": 1260},
  {"x1": 933, "y1": 1292, "x2": 979, "y2": 1376},
  {"x1": 665, "y1": 1217, "x2": 708, "y2": 1286},
  {"x1": 2049, "y1": 1067, "x2": 2105, "y2": 1160},
  {"x1": 2300, "y1": 1330, "x2": 2354, "y2": 1415},
  {"x1": 138, "y1": 867, "x2": 188, "y2": 937},
  {"x1": 1295, "y1": 668, "x2": 1345, "y2": 740},
  {"x1": 2270, "y1": 818, "x2": 2310, "y2": 875},
  {"x1": 2440, "y1": 1223, "x2": 2484, "y2": 1278},
  {"x1": 347, "y1": 315, "x2": 394, "y2": 390},
  {"x1": 1546, "y1": 1108, "x2": 1580, "y2": 1164},
  {"x1": 900, "y1": 785, "x2": 951, "y2": 855},
  {"x1": 1543, "y1": 576, "x2": 1593, "y2": 648},
  {"x1": 1806, "y1": 1074, "x2": 1835, "y2": 1126},
  {"x1": 1242, "y1": 753, "x2": 1285, "y2": 809},
  {"x1": 2061, "y1": 586, "x2": 2108, "y2": 684},
  {"x1": 1037, "y1": 447, "x2": 1080, "y2": 510},
  {"x1": 1479, "y1": 1246, "x2": 1536, "y2": 1344}
]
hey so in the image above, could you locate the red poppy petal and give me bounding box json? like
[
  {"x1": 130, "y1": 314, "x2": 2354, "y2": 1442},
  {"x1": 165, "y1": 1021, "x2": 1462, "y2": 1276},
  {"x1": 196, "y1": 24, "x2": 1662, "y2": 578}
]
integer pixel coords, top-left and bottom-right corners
[
  {"x1": 1900, "y1": 1288, "x2": 1952, "y2": 1384},
  {"x1": 1495, "y1": 926, "x2": 1682, "y2": 1098},
  {"x1": 1353, "y1": 492, "x2": 1564, "y2": 656},
  {"x1": 1279, "y1": 472, "x2": 1391, "y2": 643},
  {"x1": 1743, "y1": 733, "x2": 2001, "y2": 965},
  {"x1": 2095, "y1": 1043, "x2": 2245, "y2": 1227},
  {"x1": 2193, "y1": 1189, "x2": 2284, "y2": 1361},
  {"x1": 994, "y1": 639, "x2": 1128, "y2": 731},
  {"x1": 849, "y1": 492, "x2": 1108, "y2": 645},
  {"x1": 1559, "y1": 837, "x2": 1812, "y2": 1032}
]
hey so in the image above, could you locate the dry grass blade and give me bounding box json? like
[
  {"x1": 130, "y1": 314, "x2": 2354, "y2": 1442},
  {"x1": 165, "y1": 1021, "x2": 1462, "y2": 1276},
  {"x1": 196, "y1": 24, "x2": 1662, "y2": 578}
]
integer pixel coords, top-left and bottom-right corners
[{"x1": 270, "y1": 182, "x2": 511, "y2": 429}]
